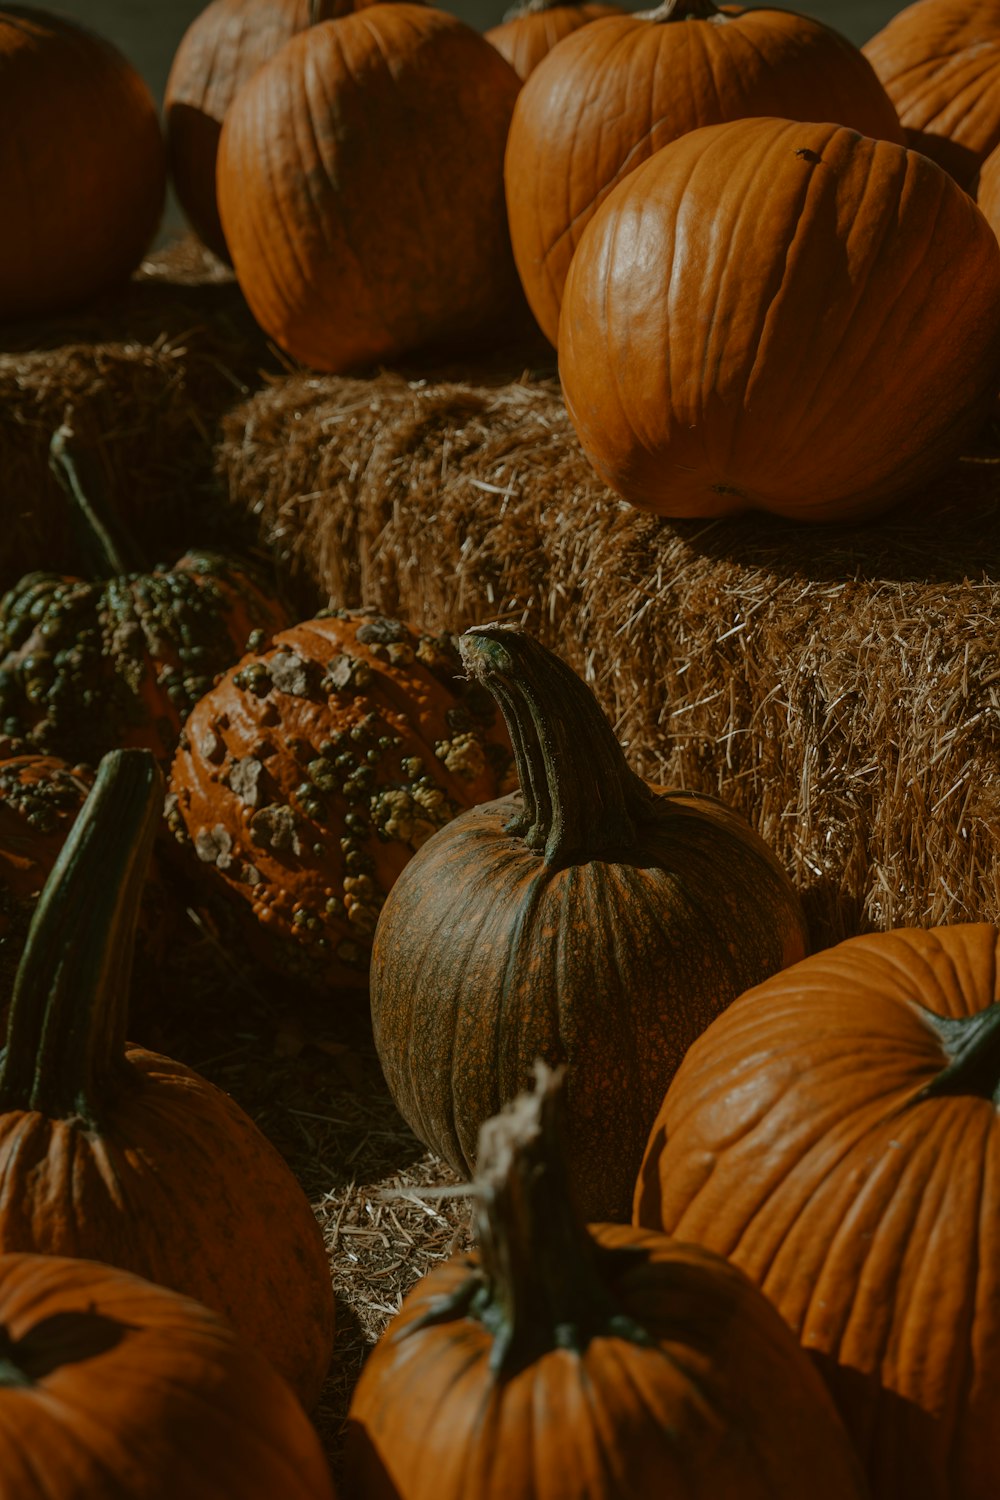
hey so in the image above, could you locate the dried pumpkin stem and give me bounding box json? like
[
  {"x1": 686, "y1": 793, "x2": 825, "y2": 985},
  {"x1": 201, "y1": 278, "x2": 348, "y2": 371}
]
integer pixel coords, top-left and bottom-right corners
[
  {"x1": 638, "y1": 0, "x2": 720, "y2": 21},
  {"x1": 459, "y1": 625, "x2": 656, "y2": 866},
  {"x1": 0, "y1": 749, "x2": 162, "y2": 1126},
  {"x1": 49, "y1": 425, "x2": 147, "y2": 579}
]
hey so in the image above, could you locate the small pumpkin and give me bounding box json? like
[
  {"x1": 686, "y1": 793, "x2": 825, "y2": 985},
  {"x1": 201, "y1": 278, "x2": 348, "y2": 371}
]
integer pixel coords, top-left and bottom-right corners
[
  {"x1": 634, "y1": 923, "x2": 1000, "y2": 1500},
  {"x1": 167, "y1": 609, "x2": 514, "y2": 991},
  {"x1": 369, "y1": 624, "x2": 807, "y2": 1223},
  {"x1": 0, "y1": 1253, "x2": 336, "y2": 1498},
  {"x1": 486, "y1": 0, "x2": 622, "y2": 82},
  {"x1": 165, "y1": 0, "x2": 419, "y2": 261},
  {"x1": 344, "y1": 1063, "x2": 867, "y2": 1500},
  {"x1": 504, "y1": 0, "x2": 904, "y2": 344},
  {"x1": 216, "y1": 5, "x2": 527, "y2": 371},
  {"x1": 0, "y1": 7, "x2": 165, "y2": 321},
  {"x1": 0, "y1": 427, "x2": 289, "y2": 768},
  {"x1": 559, "y1": 116, "x2": 1000, "y2": 523},
  {"x1": 0, "y1": 748, "x2": 335, "y2": 1410},
  {"x1": 864, "y1": 0, "x2": 1000, "y2": 188}
]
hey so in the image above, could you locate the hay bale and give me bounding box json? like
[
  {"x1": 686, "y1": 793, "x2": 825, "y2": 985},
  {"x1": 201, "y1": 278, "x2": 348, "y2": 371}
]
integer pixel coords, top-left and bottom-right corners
[
  {"x1": 0, "y1": 235, "x2": 277, "y2": 588},
  {"x1": 220, "y1": 370, "x2": 1000, "y2": 948}
]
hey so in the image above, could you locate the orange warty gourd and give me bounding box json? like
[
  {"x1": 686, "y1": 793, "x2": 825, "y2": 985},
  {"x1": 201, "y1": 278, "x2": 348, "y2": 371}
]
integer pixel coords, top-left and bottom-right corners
[
  {"x1": 0, "y1": 7, "x2": 165, "y2": 321},
  {"x1": 559, "y1": 117, "x2": 1000, "y2": 524},
  {"x1": 485, "y1": 0, "x2": 622, "y2": 82},
  {"x1": 165, "y1": 0, "x2": 417, "y2": 261},
  {"x1": 0, "y1": 750, "x2": 336, "y2": 1410},
  {"x1": 344, "y1": 1064, "x2": 868, "y2": 1500},
  {"x1": 504, "y1": 0, "x2": 904, "y2": 346},
  {"x1": 634, "y1": 924, "x2": 1000, "y2": 1500},
  {"x1": 0, "y1": 1254, "x2": 336, "y2": 1498},
  {"x1": 864, "y1": 0, "x2": 1000, "y2": 188},
  {"x1": 216, "y1": 5, "x2": 526, "y2": 372}
]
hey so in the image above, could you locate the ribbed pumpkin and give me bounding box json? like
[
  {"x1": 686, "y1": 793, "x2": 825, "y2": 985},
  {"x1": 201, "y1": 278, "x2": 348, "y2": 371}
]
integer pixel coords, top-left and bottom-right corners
[
  {"x1": 0, "y1": 1253, "x2": 336, "y2": 1498},
  {"x1": 345, "y1": 1064, "x2": 867, "y2": 1500},
  {"x1": 168, "y1": 609, "x2": 514, "y2": 992},
  {"x1": 0, "y1": 749, "x2": 335, "y2": 1410},
  {"x1": 0, "y1": 428, "x2": 289, "y2": 768},
  {"x1": 864, "y1": 0, "x2": 1000, "y2": 188},
  {"x1": 559, "y1": 116, "x2": 1000, "y2": 523},
  {"x1": 165, "y1": 0, "x2": 417, "y2": 261},
  {"x1": 504, "y1": 0, "x2": 904, "y2": 345},
  {"x1": 216, "y1": 5, "x2": 527, "y2": 371},
  {"x1": 0, "y1": 7, "x2": 165, "y2": 321},
  {"x1": 634, "y1": 923, "x2": 1000, "y2": 1500},
  {"x1": 485, "y1": 0, "x2": 621, "y2": 82},
  {"x1": 978, "y1": 139, "x2": 1000, "y2": 231},
  {"x1": 369, "y1": 625, "x2": 807, "y2": 1223}
]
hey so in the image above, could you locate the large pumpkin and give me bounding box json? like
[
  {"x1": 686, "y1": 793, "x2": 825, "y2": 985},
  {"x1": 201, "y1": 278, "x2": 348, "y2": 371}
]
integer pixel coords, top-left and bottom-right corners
[
  {"x1": 165, "y1": 0, "x2": 417, "y2": 261},
  {"x1": 504, "y1": 0, "x2": 904, "y2": 345},
  {"x1": 369, "y1": 624, "x2": 806, "y2": 1223},
  {"x1": 217, "y1": 5, "x2": 527, "y2": 371},
  {"x1": 864, "y1": 0, "x2": 1000, "y2": 188},
  {"x1": 344, "y1": 1064, "x2": 867, "y2": 1500},
  {"x1": 0, "y1": 1253, "x2": 336, "y2": 1498},
  {"x1": 634, "y1": 923, "x2": 1000, "y2": 1500},
  {"x1": 168, "y1": 609, "x2": 514, "y2": 991},
  {"x1": 0, "y1": 7, "x2": 165, "y2": 320},
  {"x1": 485, "y1": 0, "x2": 622, "y2": 82},
  {"x1": 0, "y1": 749, "x2": 336, "y2": 1410},
  {"x1": 559, "y1": 116, "x2": 1000, "y2": 523}
]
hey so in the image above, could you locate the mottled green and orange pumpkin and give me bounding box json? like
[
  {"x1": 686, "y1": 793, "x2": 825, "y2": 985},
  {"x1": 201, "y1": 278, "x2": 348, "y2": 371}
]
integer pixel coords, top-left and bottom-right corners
[
  {"x1": 168, "y1": 609, "x2": 514, "y2": 991},
  {"x1": 0, "y1": 749, "x2": 335, "y2": 1410},
  {"x1": 634, "y1": 923, "x2": 1000, "y2": 1500},
  {"x1": 369, "y1": 624, "x2": 807, "y2": 1223},
  {"x1": 344, "y1": 1063, "x2": 867, "y2": 1500}
]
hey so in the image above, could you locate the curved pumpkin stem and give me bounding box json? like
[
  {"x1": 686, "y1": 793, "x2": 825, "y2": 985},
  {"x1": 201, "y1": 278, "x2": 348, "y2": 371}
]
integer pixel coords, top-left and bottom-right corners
[
  {"x1": 914, "y1": 1002, "x2": 1000, "y2": 1104},
  {"x1": 49, "y1": 425, "x2": 148, "y2": 579},
  {"x1": 459, "y1": 624, "x2": 656, "y2": 866},
  {"x1": 638, "y1": 0, "x2": 720, "y2": 21},
  {"x1": 0, "y1": 749, "x2": 162, "y2": 1126}
]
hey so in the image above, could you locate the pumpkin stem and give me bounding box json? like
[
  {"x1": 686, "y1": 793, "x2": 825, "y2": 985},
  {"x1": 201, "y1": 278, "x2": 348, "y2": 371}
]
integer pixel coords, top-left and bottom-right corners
[
  {"x1": 459, "y1": 625, "x2": 656, "y2": 866},
  {"x1": 0, "y1": 749, "x2": 162, "y2": 1126},
  {"x1": 499, "y1": 0, "x2": 599, "y2": 17},
  {"x1": 49, "y1": 425, "x2": 147, "y2": 579},
  {"x1": 914, "y1": 1001, "x2": 1000, "y2": 1104},
  {"x1": 637, "y1": 0, "x2": 720, "y2": 20}
]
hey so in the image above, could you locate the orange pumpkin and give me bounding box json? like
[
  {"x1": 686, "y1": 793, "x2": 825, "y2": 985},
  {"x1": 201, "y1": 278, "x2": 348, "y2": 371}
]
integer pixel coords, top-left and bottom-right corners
[
  {"x1": 0, "y1": 7, "x2": 165, "y2": 320},
  {"x1": 486, "y1": 0, "x2": 622, "y2": 82},
  {"x1": 864, "y1": 0, "x2": 1000, "y2": 188},
  {"x1": 635, "y1": 924, "x2": 1000, "y2": 1500},
  {"x1": 216, "y1": 5, "x2": 526, "y2": 371},
  {"x1": 979, "y1": 139, "x2": 1000, "y2": 231},
  {"x1": 559, "y1": 116, "x2": 1000, "y2": 523},
  {"x1": 504, "y1": 0, "x2": 904, "y2": 345}
]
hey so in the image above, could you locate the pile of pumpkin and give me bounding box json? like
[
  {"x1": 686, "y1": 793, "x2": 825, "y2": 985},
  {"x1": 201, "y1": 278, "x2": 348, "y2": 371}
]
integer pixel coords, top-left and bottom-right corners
[{"x1": 3, "y1": 0, "x2": 1000, "y2": 1495}]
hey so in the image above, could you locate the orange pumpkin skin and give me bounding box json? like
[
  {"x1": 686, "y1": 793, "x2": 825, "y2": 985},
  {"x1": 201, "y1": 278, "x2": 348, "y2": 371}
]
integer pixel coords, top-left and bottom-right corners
[
  {"x1": 486, "y1": 0, "x2": 622, "y2": 82},
  {"x1": 217, "y1": 6, "x2": 526, "y2": 372},
  {"x1": 864, "y1": 0, "x2": 1000, "y2": 188},
  {"x1": 559, "y1": 117, "x2": 1000, "y2": 523},
  {"x1": 504, "y1": 0, "x2": 904, "y2": 345},
  {"x1": 0, "y1": 8, "x2": 165, "y2": 320},
  {"x1": 0, "y1": 1254, "x2": 336, "y2": 1499},
  {"x1": 165, "y1": 0, "x2": 413, "y2": 261},
  {"x1": 168, "y1": 611, "x2": 514, "y2": 991},
  {"x1": 634, "y1": 923, "x2": 1000, "y2": 1500},
  {"x1": 978, "y1": 140, "x2": 1000, "y2": 232}
]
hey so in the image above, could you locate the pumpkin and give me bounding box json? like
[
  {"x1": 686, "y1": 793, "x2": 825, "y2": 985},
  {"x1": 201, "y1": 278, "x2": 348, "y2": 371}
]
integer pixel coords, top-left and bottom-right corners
[
  {"x1": 368, "y1": 624, "x2": 806, "y2": 1223},
  {"x1": 485, "y1": 0, "x2": 622, "y2": 82},
  {"x1": 634, "y1": 923, "x2": 1000, "y2": 1500},
  {"x1": 504, "y1": 0, "x2": 904, "y2": 346},
  {"x1": 0, "y1": 7, "x2": 165, "y2": 321},
  {"x1": 0, "y1": 427, "x2": 289, "y2": 768},
  {"x1": 167, "y1": 609, "x2": 515, "y2": 992},
  {"x1": 165, "y1": 0, "x2": 418, "y2": 262},
  {"x1": 344, "y1": 1063, "x2": 867, "y2": 1500},
  {"x1": 0, "y1": 748, "x2": 336, "y2": 1410},
  {"x1": 559, "y1": 116, "x2": 1000, "y2": 524},
  {"x1": 0, "y1": 1253, "x2": 336, "y2": 1498},
  {"x1": 216, "y1": 5, "x2": 527, "y2": 372},
  {"x1": 978, "y1": 139, "x2": 1000, "y2": 233},
  {"x1": 864, "y1": 0, "x2": 1000, "y2": 188}
]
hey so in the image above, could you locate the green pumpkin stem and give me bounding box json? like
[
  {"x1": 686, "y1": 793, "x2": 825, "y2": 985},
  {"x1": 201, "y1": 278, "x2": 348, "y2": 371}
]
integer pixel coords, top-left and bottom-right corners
[
  {"x1": 916, "y1": 1002, "x2": 1000, "y2": 1104},
  {"x1": 459, "y1": 625, "x2": 656, "y2": 866},
  {"x1": 49, "y1": 425, "x2": 148, "y2": 579},
  {"x1": 0, "y1": 749, "x2": 163, "y2": 1126}
]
